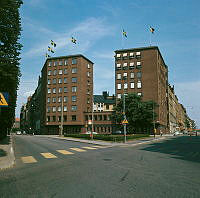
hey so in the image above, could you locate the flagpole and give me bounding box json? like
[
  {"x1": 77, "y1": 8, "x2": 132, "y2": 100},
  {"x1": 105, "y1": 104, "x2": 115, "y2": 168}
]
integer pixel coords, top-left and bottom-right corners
[
  {"x1": 121, "y1": 29, "x2": 124, "y2": 49},
  {"x1": 149, "y1": 29, "x2": 152, "y2": 46}
]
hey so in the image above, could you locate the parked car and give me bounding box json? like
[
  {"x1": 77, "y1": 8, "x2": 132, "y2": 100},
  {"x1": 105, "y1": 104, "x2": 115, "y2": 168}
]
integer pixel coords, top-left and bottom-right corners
[
  {"x1": 16, "y1": 131, "x2": 22, "y2": 135},
  {"x1": 112, "y1": 130, "x2": 123, "y2": 135},
  {"x1": 173, "y1": 131, "x2": 181, "y2": 136},
  {"x1": 85, "y1": 131, "x2": 98, "y2": 134}
]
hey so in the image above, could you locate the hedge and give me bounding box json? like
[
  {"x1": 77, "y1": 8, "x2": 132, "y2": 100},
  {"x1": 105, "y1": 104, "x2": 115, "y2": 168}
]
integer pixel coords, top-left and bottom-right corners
[{"x1": 64, "y1": 134, "x2": 150, "y2": 142}]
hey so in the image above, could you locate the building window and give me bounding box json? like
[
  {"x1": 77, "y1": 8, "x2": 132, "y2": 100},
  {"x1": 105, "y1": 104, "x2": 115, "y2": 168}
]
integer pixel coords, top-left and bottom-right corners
[
  {"x1": 64, "y1": 60, "x2": 68, "y2": 66},
  {"x1": 137, "y1": 62, "x2": 141, "y2": 65},
  {"x1": 130, "y1": 72, "x2": 134, "y2": 79},
  {"x1": 72, "y1": 68, "x2": 77, "y2": 73},
  {"x1": 47, "y1": 97, "x2": 50, "y2": 103},
  {"x1": 129, "y1": 62, "x2": 134, "y2": 69},
  {"x1": 58, "y1": 97, "x2": 61, "y2": 103},
  {"x1": 48, "y1": 70, "x2": 51, "y2": 76},
  {"x1": 137, "y1": 81, "x2": 142, "y2": 88},
  {"x1": 123, "y1": 73, "x2": 128, "y2": 80},
  {"x1": 52, "y1": 97, "x2": 56, "y2": 103},
  {"x1": 106, "y1": 104, "x2": 109, "y2": 110},
  {"x1": 87, "y1": 64, "x2": 90, "y2": 69},
  {"x1": 72, "y1": 115, "x2": 76, "y2": 121},
  {"x1": 98, "y1": 115, "x2": 102, "y2": 121},
  {"x1": 48, "y1": 88, "x2": 51, "y2": 94},
  {"x1": 72, "y1": 95, "x2": 77, "y2": 102},
  {"x1": 138, "y1": 92, "x2": 142, "y2": 96},
  {"x1": 58, "y1": 78, "x2": 62, "y2": 84},
  {"x1": 52, "y1": 107, "x2": 56, "y2": 112},
  {"x1": 64, "y1": 77, "x2": 67, "y2": 83},
  {"x1": 46, "y1": 116, "x2": 50, "y2": 122},
  {"x1": 117, "y1": 94, "x2": 121, "y2": 99},
  {"x1": 64, "y1": 87, "x2": 68, "y2": 93},
  {"x1": 53, "y1": 78, "x2": 56, "y2": 84},
  {"x1": 117, "y1": 73, "x2": 121, "y2": 80},
  {"x1": 59, "y1": 61, "x2": 63, "y2": 66},
  {"x1": 64, "y1": 68, "x2": 67, "y2": 74},
  {"x1": 72, "y1": 77, "x2": 77, "y2": 83},
  {"x1": 53, "y1": 70, "x2": 57, "y2": 75},
  {"x1": 129, "y1": 52, "x2": 134, "y2": 58},
  {"x1": 52, "y1": 116, "x2": 56, "y2": 122},
  {"x1": 123, "y1": 53, "x2": 128, "y2": 59},
  {"x1": 72, "y1": 86, "x2": 77, "y2": 92},
  {"x1": 54, "y1": 61, "x2": 58, "y2": 66},
  {"x1": 71, "y1": 105, "x2": 77, "y2": 111},
  {"x1": 47, "y1": 107, "x2": 50, "y2": 113},
  {"x1": 116, "y1": 64, "x2": 121, "y2": 70},
  {"x1": 53, "y1": 88, "x2": 56, "y2": 93},
  {"x1": 104, "y1": 115, "x2": 107, "y2": 121},
  {"x1": 124, "y1": 83, "x2": 128, "y2": 89},
  {"x1": 137, "y1": 72, "x2": 142, "y2": 78},
  {"x1": 63, "y1": 115, "x2": 67, "y2": 121},
  {"x1": 87, "y1": 98, "x2": 90, "y2": 104},
  {"x1": 87, "y1": 72, "x2": 90, "y2": 77},
  {"x1": 64, "y1": 106, "x2": 67, "y2": 112},
  {"x1": 58, "y1": 116, "x2": 61, "y2": 122},
  {"x1": 130, "y1": 82, "x2": 135, "y2": 89},
  {"x1": 116, "y1": 54, "x2": 121, "y2": 58},
  {"x1": 123, "y1": 63, "x2": 128, "y2": 67},
  {"x1": 58, "y1": 88, "x2": 62, "y2": 93},
  {"x1": 58, "y1": 106, "x2": 61, "y2": 112},
  {"x1": 136, "y1": 62, "x2": 142, "y2": 69},
  {"x1": 64, "y1": 96, "x2": 68, "y2": 102},
  {"x1": 47, "y1": 79, "x2": 51, "y2": 85},
  {"x1": 48, "y1": 61, "x2": 52, "y2": 67},
  {"x1": 136, "y1": 51, "x2": 141, "y2": 56},
  {"x1": 59, "y1": 69, "x2": 62, "y2": 75},
  {"x1": 117, "y1": 84, "x2": 121, "y2": 90},
  {"x1": 72, "y1": 58, "x2": 77, "y2": 64}
]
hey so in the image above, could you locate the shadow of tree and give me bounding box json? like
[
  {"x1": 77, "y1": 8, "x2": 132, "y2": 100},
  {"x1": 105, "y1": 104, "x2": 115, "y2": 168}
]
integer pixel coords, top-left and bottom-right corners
[
  {"x1": 0, "y1": 149, "x2": 7, "y2": 157},
  {"x1": 0, "y1": 136, "x2": 10, "y2": 145},
  {"x1": 141, "y1": 136, "x2": 200, "y2": 163}
]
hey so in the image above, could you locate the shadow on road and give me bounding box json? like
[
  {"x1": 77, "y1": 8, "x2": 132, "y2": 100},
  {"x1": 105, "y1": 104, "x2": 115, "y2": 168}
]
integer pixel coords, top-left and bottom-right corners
[
  {"x1": 0, "y1": 149, "x2": 7, "y2": 157},
  {"x1": 141, "y1": 136, "x2": 200, "y2": 163},
  {"x1": 0, "y1": 136, "x2": 10, "y2": 145}
]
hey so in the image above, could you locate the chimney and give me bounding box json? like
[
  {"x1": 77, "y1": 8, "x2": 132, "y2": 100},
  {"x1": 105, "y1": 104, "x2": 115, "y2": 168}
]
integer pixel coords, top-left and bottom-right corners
[{"x1": 102, "y1": 91, "x2": 108, "y2": 99}]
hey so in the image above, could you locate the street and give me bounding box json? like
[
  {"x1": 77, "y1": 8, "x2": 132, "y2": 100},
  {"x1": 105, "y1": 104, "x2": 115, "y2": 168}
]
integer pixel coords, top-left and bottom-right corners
[{"x1": 0, "y1": 135, "x2": 200, "y2": 198}]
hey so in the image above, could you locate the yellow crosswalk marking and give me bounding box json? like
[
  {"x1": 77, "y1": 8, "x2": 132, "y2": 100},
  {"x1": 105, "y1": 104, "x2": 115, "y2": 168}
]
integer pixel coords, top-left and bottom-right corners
[
  {"x1": 70, "y1": 148, "x2": 86, "y2": 152},
  {"x1": 40, "y1": 152, "x2": 57, "y2": 158},
  {"x1": 57, "y1": 150, "x2": 74, "y2": 155},
  {"x1": 82, "y1": 146, "x2": 97, "y2": 150},
  {"x1": 92, "y1": 145, "x2": 104, "y2": 148},
  {"x1": 21, "y1": 156, "x2": 37, "y2": 163}
]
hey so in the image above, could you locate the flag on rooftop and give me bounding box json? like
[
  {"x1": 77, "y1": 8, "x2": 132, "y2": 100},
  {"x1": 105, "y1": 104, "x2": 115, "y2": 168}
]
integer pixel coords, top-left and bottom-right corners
[
  {"x1": 50, "y1": 40, "x2": 56, "y2": 47},
  {"x1": 150, "y1": 26, "x2": 155, "y2": 34},
  {"x1": 45, "y1": 53, "x2": 50, "y2": 58},
  {"x1": 71, "y1": 37, "x2": 77, "y2": 44},
  {"x1": 122, "y1": 29, "x2": 127, "y2": 38},
  {"x1": 48, "y1": 46, "x2": 54, "y2": 53}
]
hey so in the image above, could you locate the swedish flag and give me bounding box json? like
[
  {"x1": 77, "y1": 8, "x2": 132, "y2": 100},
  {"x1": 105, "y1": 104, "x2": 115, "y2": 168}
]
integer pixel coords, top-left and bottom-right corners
[
  {"x1": 122, "y1": 29, "x2": 127, "y2": 38},
  {"x1": 150, "y1": 26, "x2": 155, "y2": 33},
  {"x1": 48, "y1": 46, "x2": 51, "y2": 51},
  {"x1": 46, "y1": 53, "x2": 50, "y2": 58},
  {"x1": 48, "y1": 46, "x2": 54, "y2": 53},
  {"x1": 51, "y1": 40, "x2": 56, "y2": 47},
  {"x1": 71, "y1": 37, "x2": 77, "y2": 44},
  {"x1": 50, "y1": 48, "x2": 54, "y2": 53}
]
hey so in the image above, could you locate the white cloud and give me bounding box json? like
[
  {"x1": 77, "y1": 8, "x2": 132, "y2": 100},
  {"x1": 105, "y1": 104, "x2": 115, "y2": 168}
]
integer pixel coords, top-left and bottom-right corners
[{"x1": 174, "y1": 80, "x2": 200, "y2": 128}]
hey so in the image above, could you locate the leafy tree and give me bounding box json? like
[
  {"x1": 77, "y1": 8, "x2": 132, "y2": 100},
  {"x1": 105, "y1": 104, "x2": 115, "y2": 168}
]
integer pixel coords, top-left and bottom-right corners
[
  {"x1": 0, "y1": 0, "x2": 23, "y2": 140},
  {"x1": 111, "y1": 93, "x2": 158, "y2": 134}
]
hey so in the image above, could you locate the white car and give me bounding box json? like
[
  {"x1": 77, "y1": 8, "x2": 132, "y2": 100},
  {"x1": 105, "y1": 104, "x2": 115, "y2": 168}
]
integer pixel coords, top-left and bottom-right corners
[
  {"x1": 173, "y1": 131, "x2": 181, "y2": 136},
  {"x1": 85, "y1": 131, "x2": 98, "y2": 134},
  {"x1": 16, "y1": 131, "x2": 22, "y2": 135}
]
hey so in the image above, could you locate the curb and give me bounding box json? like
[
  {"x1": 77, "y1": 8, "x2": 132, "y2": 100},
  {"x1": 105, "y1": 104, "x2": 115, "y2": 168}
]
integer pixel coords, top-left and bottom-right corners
[{"x1": 0, "y1": 135, "x2": 15, "y2": 170}]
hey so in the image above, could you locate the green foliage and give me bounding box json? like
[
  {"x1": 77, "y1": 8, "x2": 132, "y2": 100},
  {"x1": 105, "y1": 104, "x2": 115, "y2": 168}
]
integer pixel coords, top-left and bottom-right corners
[
  {"x1": 64, "y1": 133, "x2": 150, "y2": 142},
  {"x1": 111, "y1": 93, "x2": 158, "y2": 133},
  {"x1": 0, "y1": 0, "x2": 23, "y2": 140}
]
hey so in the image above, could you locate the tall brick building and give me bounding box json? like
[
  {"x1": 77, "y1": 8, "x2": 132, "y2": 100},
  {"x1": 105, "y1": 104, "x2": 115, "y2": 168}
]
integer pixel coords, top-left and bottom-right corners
[
  {"x1": 115, "y1": 46, "x2": 169, "y2": 133},
  {"x1": 40, "y1": 54, "x2": 93, "y2": 134}
]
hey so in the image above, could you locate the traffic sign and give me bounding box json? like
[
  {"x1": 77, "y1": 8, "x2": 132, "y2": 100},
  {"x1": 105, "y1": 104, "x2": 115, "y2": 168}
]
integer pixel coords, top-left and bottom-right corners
[
  {"x1": 122, "y1": 119, "x2": 128, "y2": 124},
  {"x1": 0, "y1": 92, "x2": 8, "y2": 107}
]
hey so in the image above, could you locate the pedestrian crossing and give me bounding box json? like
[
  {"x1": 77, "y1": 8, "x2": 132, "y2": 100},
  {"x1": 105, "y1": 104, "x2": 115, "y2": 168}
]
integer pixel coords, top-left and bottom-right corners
[{"x1": 20, "y1": 145, "x2": 108, "y2": 164}]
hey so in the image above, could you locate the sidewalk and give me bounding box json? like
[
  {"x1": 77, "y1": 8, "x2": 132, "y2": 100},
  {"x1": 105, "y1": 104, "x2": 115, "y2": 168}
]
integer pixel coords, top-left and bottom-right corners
[
  {"x1": 0, "y1": 135, "x2": 15, "y2": 170},
  {"x1": 39, "y1": 135, "x2": 169, "y2": 147}
]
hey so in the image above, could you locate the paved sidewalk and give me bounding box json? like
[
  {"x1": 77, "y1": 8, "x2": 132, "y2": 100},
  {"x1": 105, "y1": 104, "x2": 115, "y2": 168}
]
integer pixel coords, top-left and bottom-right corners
[
  {"x1": 0, "y1": 135, "x2": 15, "y2": 170},
  {"x1": 38, "y1": 135, "x2": 170, "y2": 147}
]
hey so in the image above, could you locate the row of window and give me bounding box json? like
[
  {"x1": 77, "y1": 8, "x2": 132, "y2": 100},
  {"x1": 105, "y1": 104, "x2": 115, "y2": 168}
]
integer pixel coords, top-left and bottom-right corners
[
  {"x1": 47, "y1": 86, "x2": 77, "y2": 94},
  {"x1": 46, "y1": 115, "x2": 76, "y2": 122},
  {"x1": 117, "y1": 81, "x2": 142, "y2": 89},
  {"x1": 85, "y1": 114, "x2": 111, "y2": 121},
  {"x1": 47, "y1": 69, "x2": 91, "y2": 77},
  {"x1": 47, "y1": 105, "x2": 77, "y2": 112},
  {"x1": 47, "y1": 95, "x2": 77, "y2": 103},
  {"x1": 115, "y1": 52, "x2": 141, "y2": 59},
  {"x1": 48, "y1": 58, "x2": 77, "y2": 66},
  {"x1": 117, "y1": 92, "x2": 142, "y2": 99},
  {"x1": 116, "y1": 72, "x2": 142, "y2": 80},
  {"x1": 47, "y1": 77, "x2": 77, "y2": 84}
]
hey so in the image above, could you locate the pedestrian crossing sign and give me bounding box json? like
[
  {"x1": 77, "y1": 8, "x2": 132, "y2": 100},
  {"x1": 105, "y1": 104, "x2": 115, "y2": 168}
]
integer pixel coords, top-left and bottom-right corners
[
  {"x1": 0, "y1": 92, "x2": 8, "y2": 107},
  {"x1": 122, "y1": 119, "x2": 128, "y2": 124}
]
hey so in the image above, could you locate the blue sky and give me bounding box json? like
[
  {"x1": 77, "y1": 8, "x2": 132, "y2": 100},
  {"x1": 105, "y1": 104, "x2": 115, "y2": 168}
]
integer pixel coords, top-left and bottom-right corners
[{"x1": 17, "y1": 0, "x2": 200, "y2": 127}]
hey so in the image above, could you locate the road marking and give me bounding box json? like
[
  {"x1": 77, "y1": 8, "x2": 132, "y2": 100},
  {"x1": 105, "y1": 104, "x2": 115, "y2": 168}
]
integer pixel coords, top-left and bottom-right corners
[
  {"x1": 56, "y1": 150, "x2": 74, "y2": 155},
  {"x1": 70, "y1": 148, "x2": 86, "y2": 152},
  {"x1": 92, "y1": 146, "x2": 105, "y2": 148},
  {"x1": 40, "y1": 152, "x2": 57, "y2": 158},
  {"x1": 82, "y1": 146, "x2": 97, "y2": 150},
  {"x1": 21, "y1": 156, "x2": 37, "y2": 163}
]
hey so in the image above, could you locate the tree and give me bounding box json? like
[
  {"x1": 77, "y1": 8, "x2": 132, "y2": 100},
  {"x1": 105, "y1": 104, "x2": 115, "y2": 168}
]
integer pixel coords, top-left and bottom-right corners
[
  {"x1": 111, "y1": 93, "x2": 158, "y2": 134},
  {"x1": 0, "y1": 0, "x2": 23, "y2": 139}
]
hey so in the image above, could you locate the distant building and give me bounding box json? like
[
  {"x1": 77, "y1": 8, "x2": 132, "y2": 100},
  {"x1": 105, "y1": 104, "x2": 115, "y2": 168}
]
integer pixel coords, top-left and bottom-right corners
[
  {"x1": 115, "y1": 46, "x2": 169, "y2": 133},
  {"x1": 13, "y1": 118, "x2": 20, "y2": 129}
]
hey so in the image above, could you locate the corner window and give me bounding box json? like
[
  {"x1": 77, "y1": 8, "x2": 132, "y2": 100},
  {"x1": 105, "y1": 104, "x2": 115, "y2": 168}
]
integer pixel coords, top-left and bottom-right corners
[{"x1": 87, "y1": 64, "x2": 90, "y2": 69}]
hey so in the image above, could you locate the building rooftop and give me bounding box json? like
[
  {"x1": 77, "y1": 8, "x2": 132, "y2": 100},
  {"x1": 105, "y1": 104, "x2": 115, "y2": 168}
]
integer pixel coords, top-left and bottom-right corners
[{"x1": 93, "y1": 94, "x2": 115, "y2": 104}]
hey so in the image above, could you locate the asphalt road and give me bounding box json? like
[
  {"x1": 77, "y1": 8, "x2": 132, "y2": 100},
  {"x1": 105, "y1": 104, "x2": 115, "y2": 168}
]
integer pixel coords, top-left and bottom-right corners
[{"x1": 0, "y1": 135, "x2": 200, "y2": 198}]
